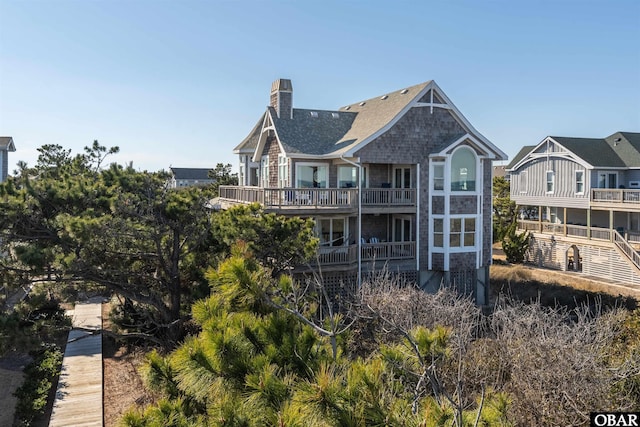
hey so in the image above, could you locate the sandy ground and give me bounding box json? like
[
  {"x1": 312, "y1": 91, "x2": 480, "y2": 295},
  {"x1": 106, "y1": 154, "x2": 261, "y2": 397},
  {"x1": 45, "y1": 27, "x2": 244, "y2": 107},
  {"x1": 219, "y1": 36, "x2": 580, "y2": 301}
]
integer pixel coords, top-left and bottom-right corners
[
  {"x1": 102, "y1": 303, "x2": 156, "y2": 427},
  {"x1": 0, "y1": 368, "x2": 24, "y2": 426}
]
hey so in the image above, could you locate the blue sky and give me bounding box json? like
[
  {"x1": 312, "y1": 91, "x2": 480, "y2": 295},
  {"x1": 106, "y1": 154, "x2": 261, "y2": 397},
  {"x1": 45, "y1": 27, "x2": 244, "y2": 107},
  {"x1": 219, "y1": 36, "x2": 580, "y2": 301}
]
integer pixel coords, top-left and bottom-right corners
[{"x1": 1, "y1": 0, "x2": 639, "y2": 173}]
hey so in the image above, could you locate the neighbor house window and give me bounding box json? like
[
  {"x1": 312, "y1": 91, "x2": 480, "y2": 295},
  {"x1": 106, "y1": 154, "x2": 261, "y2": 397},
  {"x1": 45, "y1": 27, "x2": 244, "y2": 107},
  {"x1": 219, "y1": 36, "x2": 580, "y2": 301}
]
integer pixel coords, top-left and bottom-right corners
[
  {"x1": 278, "y1": 154, "x2": 289, "y2": 187},
  {"x1": 451, "y1": 147, "x2": 476, "y2": 191},
  {"x1": 261, "y1": 155, "x2": 269, "y2": 187},
  {"x1": 450, "y1": 217, "x2": 476, "y2": 248},
  {"x1": 546, "y1": 171, "x2": 555, "y2": 193},
  {"x1": 598, "y1": 172, "x2": 617, "y2": 189},
  {"x1": 575, "y1": 170, "x2": 584, "y2": 194},
  {"x1": 519, "y1": 171, "x2": 528, "y2": 193}
]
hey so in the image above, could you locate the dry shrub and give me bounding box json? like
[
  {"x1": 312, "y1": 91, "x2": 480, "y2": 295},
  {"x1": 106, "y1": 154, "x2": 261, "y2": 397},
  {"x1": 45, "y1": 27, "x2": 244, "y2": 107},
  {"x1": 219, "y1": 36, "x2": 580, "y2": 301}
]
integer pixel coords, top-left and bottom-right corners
[
  {"x1": 352, "y1": 271, "x2": 640, "y2": 426},
  {"x1": 490, "y1": 264, "x2": 532, "y2": 283},
  {"x1": 490, "y1": 299, "x2": 638, "y2": 426}
]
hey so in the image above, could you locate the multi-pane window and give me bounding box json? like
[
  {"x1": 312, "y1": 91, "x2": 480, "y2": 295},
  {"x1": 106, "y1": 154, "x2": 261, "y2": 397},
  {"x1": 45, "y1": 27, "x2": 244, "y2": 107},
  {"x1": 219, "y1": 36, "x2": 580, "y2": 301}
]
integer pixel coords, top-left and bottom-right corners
[
  {"x1": 278, "y1": 155, "x2": 288, "y2": 187},
  {"x1": 433, "y1": 163, "x2": 444, "y2": 191},
  {"x1": 575, "y1": 170, "x2": 584, "y2": 194},
  {"x1": 261, "y1": 155, "x2": 269, "y2": 187},
  {"x1": 433, "y1": 218, "x2": 444, "y2": 247},
  {"x1": 598, "y1": 172, "x2": 617, "y2": 189},
  {"x1": 450, "y1": 217, "x2": 476, "y2": 248},
  {"x1": 546, "y1": 171, "x2": 555, "y2": 193},
  {"x1": 394, "y1": 167, "x2": 411, "y2": 188},
  {"x1": 318, "y1": 218, "x2": 346, "y2": 246}
]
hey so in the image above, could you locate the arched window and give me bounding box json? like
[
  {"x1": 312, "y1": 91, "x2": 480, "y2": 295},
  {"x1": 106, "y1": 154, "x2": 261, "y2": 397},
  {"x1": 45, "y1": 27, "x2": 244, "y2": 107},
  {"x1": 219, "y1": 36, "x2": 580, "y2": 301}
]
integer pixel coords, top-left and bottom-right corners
[{"x1": 451, "y1": 147, "x2": 476, "y2": 191}]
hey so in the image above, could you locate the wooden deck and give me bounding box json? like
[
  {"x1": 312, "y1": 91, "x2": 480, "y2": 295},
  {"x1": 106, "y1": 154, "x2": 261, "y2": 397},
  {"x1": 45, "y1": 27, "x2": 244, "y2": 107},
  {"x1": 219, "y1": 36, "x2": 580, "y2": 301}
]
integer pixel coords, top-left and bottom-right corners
[{"x1": 49, "y1": 298, "x2": 103, "y2": 427}]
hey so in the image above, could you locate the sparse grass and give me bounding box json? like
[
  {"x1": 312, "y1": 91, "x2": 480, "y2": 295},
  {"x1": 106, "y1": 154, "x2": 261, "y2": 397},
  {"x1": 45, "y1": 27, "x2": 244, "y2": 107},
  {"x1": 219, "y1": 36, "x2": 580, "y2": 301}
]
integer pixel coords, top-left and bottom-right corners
[{"x1": 490, "y1": 263, "x2": 639, "y2": 310}]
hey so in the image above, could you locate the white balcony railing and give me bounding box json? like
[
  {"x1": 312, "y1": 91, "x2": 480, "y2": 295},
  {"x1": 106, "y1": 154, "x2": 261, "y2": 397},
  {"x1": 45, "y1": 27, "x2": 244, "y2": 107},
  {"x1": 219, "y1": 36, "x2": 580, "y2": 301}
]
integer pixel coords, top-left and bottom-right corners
[
  {"x1": 592, "y1": 189, "x2": 640, "y2": 204},
  {"x1": 517, "y1": 220, "x2": 613, "y2": 241},
  {"x1": 219, "y1": 186, "x2": 416, "y2": 208},
  {"x1": 315, "y1": 241, "x2": 416, "y2": 265}
]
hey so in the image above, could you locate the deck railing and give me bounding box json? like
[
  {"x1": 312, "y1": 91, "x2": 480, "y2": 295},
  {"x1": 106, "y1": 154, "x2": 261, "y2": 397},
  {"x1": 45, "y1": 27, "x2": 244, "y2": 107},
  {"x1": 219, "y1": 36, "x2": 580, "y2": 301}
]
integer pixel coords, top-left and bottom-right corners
[
  {"x1": 613, "y1": 230, "x2": 640, "y2": 271},
  {"x1": 361, "y1": 188, "x2": 416, "y2": 206},
  {"x1": 361, "y1": 241, "x2": 416, "y2": 261},
  {"x1": 315, "y1": 241, "x2": 416, "y2": 265},
  {"x1": 518, "y1": 220, "x2": 614, "y2": 241},
  {"x1": 219, "y1": 186, "x2": 416, "y2": 208},
  {"x1": 592, "y1": 189, "x2": 640, "y2": 204},
  {"x1": 318, "y1": 244, "x2": 358, "y2": 265}
]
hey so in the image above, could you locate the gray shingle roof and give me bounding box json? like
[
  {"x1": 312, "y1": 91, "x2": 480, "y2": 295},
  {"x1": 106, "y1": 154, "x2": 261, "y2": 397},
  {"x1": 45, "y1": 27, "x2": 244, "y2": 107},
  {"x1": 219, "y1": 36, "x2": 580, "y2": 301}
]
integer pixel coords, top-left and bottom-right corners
[
  {"x1": 272, "y1": 108, "x2": 357, "y2": 155},
  {"x1": 553, "y1": 132, "x2": 640, "y2": 167},
  {"x1": 335, "y1": 81, "x2": 431, "y2": 152},
  {"x1": 238, "y1": 81, "x2": 433, "y2": 158},
  {"x1": 0, "y1": 137, "x2": 16, "y2": 151},
  {"x1": 234, "y1": 113, "x2": 265, "y2": 153},
  {"x1": 506, "y1": 145, "x2": 536, "y2": 169},
  {"x1": 170, "y1": 168, "x2": 214, "y2": 180}
]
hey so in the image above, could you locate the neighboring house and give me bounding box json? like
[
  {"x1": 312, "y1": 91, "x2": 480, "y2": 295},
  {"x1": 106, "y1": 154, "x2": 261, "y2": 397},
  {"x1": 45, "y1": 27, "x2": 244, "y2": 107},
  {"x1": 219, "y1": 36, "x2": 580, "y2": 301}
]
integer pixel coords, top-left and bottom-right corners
[
  {"x1": 492, "y1": 165, "x2": 508, "y2": 181},
  {"x1": 0, "y1": 137, "x2": 16, "y2": 182},
  {"x1": 169, "y1": 167, "x2": 215, "y2": 188},
  {"x1": 507, "y1": 131, "x2": 640, "y2": 284},
  {"x1": 219, "y1": 78, "x2": 507, "y2": 303}
]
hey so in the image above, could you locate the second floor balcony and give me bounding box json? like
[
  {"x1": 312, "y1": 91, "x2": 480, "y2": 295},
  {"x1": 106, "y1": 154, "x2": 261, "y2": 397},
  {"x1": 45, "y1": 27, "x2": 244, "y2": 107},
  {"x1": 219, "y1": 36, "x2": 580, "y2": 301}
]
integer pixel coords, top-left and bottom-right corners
[
  {"x1": 218, "y1": 186, "x2": 417, "y2": 213},
  {"x1": 316, "y1": 241, "x2": 417, "y2": 265},
  {"x1": 591, "y1": 188, "x2": 640, "y2": 209}
]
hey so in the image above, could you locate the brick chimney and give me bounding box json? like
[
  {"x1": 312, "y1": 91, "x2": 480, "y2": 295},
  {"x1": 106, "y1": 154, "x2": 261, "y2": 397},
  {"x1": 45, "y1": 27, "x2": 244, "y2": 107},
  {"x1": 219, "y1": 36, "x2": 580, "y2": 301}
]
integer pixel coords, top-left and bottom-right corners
[{"x1": 270, "y1": 78, "x2": 293, "y2": 119}]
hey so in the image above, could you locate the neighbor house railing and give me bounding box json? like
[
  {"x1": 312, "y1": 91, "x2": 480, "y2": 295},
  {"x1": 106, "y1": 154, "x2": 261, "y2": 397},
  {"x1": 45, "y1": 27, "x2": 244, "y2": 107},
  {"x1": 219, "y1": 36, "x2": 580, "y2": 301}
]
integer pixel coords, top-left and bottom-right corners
[
  {"x1": 517, "y1": 220, "x2": 612, "y2": 241},
  {"x1": 613, "y1": 230, "x2": 640, "y2": 272},
  {"x1": 592, "y1": 189, "x2": 640, "y2": 204}
]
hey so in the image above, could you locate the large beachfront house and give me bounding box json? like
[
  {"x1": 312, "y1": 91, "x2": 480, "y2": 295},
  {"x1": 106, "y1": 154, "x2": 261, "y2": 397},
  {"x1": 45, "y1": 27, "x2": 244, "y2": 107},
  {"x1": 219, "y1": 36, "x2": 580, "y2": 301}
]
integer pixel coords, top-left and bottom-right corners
[
  {"x1": 218, "y1": 79, "x2": 507, "y2": 303},
  {"x1": 508, "y1": 131, "x2": 640, "y2": 284}
]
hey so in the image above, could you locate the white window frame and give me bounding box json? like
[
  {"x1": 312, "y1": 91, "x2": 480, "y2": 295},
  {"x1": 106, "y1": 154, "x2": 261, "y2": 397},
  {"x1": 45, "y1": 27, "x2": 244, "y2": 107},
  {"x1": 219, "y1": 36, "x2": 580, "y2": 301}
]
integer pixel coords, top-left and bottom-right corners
[
  {"x1": 431, "y1": 214, "x2": 479, "y2": 252},
  {"x1": 450, "y1": 147, "x2": 478, "y2": 192},
  {"x1": 449, "y1": 217, "x2": 476, "y2": 248},
  {"x1": 278, "y1": 154, "x2": 288, "y2": 187},
  {"x1": 432, "y1": 162, "x2": 445, "y2": 191},
  {"x1": 546, "y1": 170, "x2": 555, "y2": 194},
  {"x1": 317, "y1": 217, "x2": 348, "y2": 247},
  {"x1": 392, "y1": 215, "x2": 412, "y2": 242},
  {"x1": 295, "y1": 162, "x2": 329, "y2": 189},
  {"x1": 575, "y1": 170, "x2": 584, "y2": 195},
  {"x1": 393, "y1": 165, "x2": 412, "y2": 189},
  {"x1": 338, "y1": 165, "x2": 357, "y2": 188},
  {"x1": 433, "y1": 217, "x2": 444, "y2": 248},
  {"x1": 261, "y1": 155, "x2": 269, "y2": 188}
]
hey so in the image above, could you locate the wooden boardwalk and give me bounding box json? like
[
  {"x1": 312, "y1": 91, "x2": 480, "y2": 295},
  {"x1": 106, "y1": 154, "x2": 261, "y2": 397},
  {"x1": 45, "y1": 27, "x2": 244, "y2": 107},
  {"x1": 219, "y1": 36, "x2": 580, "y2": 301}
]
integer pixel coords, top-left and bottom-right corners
[{"x1": 49, "y1": 299, "x2": 103, "y2": 427}]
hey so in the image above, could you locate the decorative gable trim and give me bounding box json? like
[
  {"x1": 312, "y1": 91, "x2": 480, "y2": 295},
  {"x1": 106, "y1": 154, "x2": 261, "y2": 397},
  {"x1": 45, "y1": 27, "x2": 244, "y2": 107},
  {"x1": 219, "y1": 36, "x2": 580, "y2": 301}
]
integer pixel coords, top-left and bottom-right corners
[
  {"x1": 510, "y1": 137, "x2": 593, "y2": 171},
  {"x1": 0, "y1": 137, "x2": 16, "y2": 152},
  {"x1": 252, "y1": 109, "x2": 288, "y2": 163},
  {"x1": 342, "y1": 81, "x2": 507, "y2": 161},
  {"x1": 430, "y1": 133, "x2": 496, "y2": 160}
]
